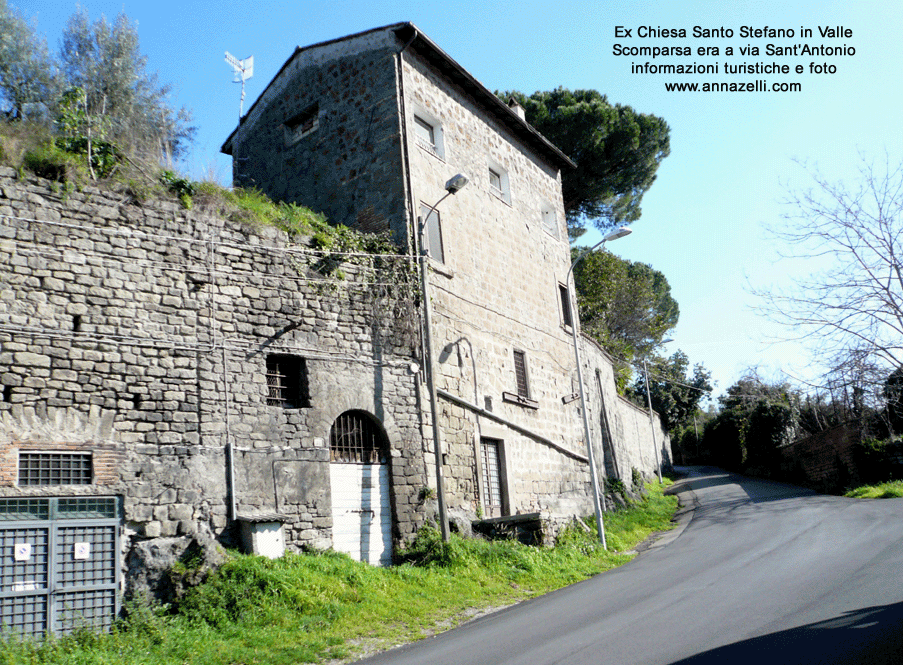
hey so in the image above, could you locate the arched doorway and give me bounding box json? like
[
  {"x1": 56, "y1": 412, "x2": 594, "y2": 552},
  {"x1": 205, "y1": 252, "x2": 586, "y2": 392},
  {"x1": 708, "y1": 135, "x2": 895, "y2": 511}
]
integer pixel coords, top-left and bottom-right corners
[{"x1": 328, "y1": 410, "x2": 393, "y2": 565}]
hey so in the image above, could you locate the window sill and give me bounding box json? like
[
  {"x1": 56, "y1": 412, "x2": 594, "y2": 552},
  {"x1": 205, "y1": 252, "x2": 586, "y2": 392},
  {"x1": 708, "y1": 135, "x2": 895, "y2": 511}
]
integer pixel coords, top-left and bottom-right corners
[
  {"x1": 489, "y1": 188, "x2": 512, "y2": 206},
  {"x1": 428, "y1": 258, "x2": 455, "y2": 279},
  {"x1": 415, "y1": 138, "x2": 445, "y2": 162},
  {"x1": 502, "y1": 391, "x2": 539, "y2": 410}
]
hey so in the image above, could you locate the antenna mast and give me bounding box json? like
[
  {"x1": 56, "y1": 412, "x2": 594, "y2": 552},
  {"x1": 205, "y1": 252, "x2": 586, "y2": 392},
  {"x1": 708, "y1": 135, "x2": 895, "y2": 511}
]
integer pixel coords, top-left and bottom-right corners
[{"x1": 225, "y1": 51, "x2": 254, "y2": 118}]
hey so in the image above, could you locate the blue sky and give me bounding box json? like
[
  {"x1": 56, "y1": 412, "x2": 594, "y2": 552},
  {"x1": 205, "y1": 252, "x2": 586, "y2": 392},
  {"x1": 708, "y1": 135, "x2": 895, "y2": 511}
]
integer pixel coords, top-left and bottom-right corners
[{"x1": 12, "y1": 0, "x2": 903, "y2": 399}]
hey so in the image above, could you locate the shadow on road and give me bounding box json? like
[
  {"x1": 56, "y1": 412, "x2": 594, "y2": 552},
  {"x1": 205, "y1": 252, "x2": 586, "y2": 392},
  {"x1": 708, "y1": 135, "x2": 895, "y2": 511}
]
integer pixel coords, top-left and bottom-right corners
[
  {"x1": 669, "y1": 466, "x2": 844, "y2": 526},
  {"x1": 668, "y1": 601, "x2": 903, "y2": 664}
]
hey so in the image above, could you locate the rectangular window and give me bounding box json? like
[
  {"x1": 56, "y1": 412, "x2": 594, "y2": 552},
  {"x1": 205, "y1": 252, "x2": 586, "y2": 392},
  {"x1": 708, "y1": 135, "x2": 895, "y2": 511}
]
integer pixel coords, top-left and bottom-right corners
[
  {"x1": 513, "y1": 350, "x2": 529, "y2": 399},
  {"x1": 486, "y1": 161, "x2": 511, "y2": 204},
  {"x1": 414, "y1": 116, "x2": 435, "y2": 148},
  {"x1": 559, "y1": 283, "x2": 573, "y2": 328},
  {"x1": 265, "y1": 354, "x2": 311, "y2": 408},
  {"x1": 541, "y1": 205, "x2": 560, "y2": 239},
  {"x1": 18, "y1": 452, "x2": 92, "y2": 486},
  {"x1": 420, "y1": 203, "x2": 444, "y2": 263},
  {"x1": 488, "y1": 168, "x2": 502, "y2": 193},
  {"x1": 412, "y1": 113, "x2": 445, "y2": 159},
  {"x1": 480, "y1": 437, "x2": 506, "y2": 516},
  {"x1": 284, "y1": 103, "x2": 319, "y2": 145}
]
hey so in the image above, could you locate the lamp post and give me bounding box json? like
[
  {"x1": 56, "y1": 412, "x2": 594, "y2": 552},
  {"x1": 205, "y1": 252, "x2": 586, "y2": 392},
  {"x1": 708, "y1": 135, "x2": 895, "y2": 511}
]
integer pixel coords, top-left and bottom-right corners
[
  {"x1": 567, "y1": 226, "x2": 632, "y2": 548},
  {"x1": 420, "y1": 174, "x2": 468, "y2": 542}
]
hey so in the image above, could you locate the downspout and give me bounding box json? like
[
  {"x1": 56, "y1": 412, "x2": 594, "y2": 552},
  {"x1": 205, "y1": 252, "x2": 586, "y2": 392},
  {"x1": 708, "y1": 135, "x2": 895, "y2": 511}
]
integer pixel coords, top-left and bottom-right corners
[
  {"x1": 223, "y1": 344, "x2": 237, "y2": 522},
  {"x1": 397, "y1": 28, "x2": 419, "y2": 257}
]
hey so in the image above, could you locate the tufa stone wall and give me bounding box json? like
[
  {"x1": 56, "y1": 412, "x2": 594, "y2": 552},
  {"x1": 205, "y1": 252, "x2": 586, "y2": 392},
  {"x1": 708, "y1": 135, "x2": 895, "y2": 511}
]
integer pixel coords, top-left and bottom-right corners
[
  {"x1": 580, "y1": 335, "x2": 673, "y2": 487},
  {"x1": 779, "y1": 423, "x2": 859, "y2": 492},
  {"x1": 227, "y1": 29, "x2": 409, "y2": 244},
  {"x1": 0, "y1": 169, "x2": 428, "y2": 585}
]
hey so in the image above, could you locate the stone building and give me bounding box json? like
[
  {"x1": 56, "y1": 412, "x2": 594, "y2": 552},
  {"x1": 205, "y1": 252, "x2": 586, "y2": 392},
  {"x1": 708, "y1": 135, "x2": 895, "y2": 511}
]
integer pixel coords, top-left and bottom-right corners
[
  {"x1": 0, "y1": 21, "x2": 669, "y2": 639},
  {"x1": 223, "y1": 22, "x2": 671, "y2": 532}
]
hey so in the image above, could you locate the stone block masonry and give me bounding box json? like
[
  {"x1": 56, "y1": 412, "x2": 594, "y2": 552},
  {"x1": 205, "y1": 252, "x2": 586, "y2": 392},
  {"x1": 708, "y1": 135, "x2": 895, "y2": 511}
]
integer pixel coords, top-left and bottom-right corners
[{"x1": 0, "y1": 168, "x2": 428, "y2": 594}]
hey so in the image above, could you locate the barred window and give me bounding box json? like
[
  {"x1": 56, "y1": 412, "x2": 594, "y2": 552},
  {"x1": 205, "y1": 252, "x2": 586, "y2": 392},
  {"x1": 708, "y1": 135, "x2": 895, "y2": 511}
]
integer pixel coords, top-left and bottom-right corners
[
  {"x1": 18, "y1": 452, "x2": 92, "y2": 486},
  {"x1": 330, "y1": 410, "x2": 388, "y2": 464},
  {"x1": 480, "y1": 438, "x2": 503, "y2": 513},
  {"x1": 266, "y1": 355, "x2": 310, "y2": 408}
]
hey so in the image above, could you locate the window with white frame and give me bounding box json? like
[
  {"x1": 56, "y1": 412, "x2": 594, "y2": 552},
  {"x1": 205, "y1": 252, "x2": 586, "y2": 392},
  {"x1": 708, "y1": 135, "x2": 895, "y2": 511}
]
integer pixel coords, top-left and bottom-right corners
[
  {"x1": 419, "y1": 203, "x2": 445, "y2": 263},
  {"x1": 486, "y1": 160, "x2": 511, "y2": 204},
  {"x1": 412, "y1": 112, "x2": 445, "y2": 159},
  {"x1": 541, "y1": 203, "x2": 560, "y2": 239},
  {"x1": 284, "y1": 103, "x2": 319, "y2": 145}
]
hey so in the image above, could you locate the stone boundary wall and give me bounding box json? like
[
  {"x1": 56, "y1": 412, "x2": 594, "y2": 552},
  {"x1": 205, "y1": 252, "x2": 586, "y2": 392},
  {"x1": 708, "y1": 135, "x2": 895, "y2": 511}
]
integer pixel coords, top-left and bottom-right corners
[
  {"x1": 580, "y1": 335, "x2": 672, "y2": 486},
  {"x1": 0, "y1": 169, "x2": 427, "y2": 585},
  {"x1": 779, "y1": 422, "x2": 860, "y2": 491}
]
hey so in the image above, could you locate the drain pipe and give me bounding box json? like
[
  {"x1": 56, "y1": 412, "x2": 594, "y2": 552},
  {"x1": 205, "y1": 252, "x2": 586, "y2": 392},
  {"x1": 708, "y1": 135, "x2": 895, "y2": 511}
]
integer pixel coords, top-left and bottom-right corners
[{"x1": 222, "y1": 344, "x2": 237, "y2": 522}]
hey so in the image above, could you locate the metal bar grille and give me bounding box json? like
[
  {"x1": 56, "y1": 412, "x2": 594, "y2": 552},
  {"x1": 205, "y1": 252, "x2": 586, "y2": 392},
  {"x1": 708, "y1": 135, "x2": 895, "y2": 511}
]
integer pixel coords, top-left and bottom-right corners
[
  {"x1": 0, "y1": 497, "x2": 120, "y2": 638},
  {"x1": 265, "y1": 355, "x2": 309, "y2": 408},
  {"x1": 0, "y1": 498, "x2": 50, "y2": 521},
  {"x1": 18, "y1": 453, "x2": 92, "y2": 486},
  {"x1": 480, "y1": 438, "x2": 502, "y2": 511},
  {"x1": 56, "y1": 497, "x2": 118, "y2": 520},
  {"x1": 513, "y1": 350, "x2": 529, "y2": 398},
  {"x1": 330, "y1": 411, "x2": 387, "y2": 464}
]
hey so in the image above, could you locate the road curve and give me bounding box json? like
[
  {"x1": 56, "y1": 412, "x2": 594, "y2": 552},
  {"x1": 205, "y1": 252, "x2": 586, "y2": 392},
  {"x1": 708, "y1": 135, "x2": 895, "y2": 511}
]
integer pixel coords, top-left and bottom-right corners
[{"x1": 356, "y1": 467, "x2": 903, "y2": 664}]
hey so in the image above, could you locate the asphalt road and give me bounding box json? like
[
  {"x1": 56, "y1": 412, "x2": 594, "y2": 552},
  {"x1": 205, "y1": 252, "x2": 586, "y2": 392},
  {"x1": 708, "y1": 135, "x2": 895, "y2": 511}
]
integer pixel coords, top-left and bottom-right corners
[{"x1": 356, "y1": 467, "x2": 903, "y2": 664}]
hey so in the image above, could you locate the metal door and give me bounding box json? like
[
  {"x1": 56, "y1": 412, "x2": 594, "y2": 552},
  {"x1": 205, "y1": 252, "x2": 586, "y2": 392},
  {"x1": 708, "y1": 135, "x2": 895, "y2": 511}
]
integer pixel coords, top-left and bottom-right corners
[
  {"x1": 330, "y1": 463, "x2": 392, "y2": 566},
  {"x1": 0, "y1": 496, "x2": 120, "y2": 638}
]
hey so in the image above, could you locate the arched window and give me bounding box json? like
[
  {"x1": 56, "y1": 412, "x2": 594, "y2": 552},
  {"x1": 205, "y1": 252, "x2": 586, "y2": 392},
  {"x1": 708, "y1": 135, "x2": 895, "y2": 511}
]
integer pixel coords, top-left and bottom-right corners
[{"x1": 329, "y1": 410, "x2": 388, "y2": 464}]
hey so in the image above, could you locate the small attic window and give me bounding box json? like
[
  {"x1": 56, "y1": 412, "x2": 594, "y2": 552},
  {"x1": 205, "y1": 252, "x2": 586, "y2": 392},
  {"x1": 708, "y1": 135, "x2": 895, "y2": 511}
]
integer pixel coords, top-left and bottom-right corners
[
  {"x1": 411, "y1": 108, "x2": 445, "y2": 159},
  {"x1": 487, "y1": 160, "x2": 511, "y2": 205},
  {"x1": 285, "y1": 103, "x2": 319, "y2": 145}
]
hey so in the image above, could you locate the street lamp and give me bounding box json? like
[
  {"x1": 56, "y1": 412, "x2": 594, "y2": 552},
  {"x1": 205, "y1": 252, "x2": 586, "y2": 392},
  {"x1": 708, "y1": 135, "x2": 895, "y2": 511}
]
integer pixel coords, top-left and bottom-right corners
[
  {"x1": 567, "y1": 226, "x2": 632, "y2": 548},
  {"x1": 420, "y1": 174, "x2": 468, "y2": 542}
]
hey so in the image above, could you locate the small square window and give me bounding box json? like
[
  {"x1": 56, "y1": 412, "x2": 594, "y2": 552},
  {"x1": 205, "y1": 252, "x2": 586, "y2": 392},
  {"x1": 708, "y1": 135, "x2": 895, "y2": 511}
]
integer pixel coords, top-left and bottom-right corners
[
  {"x1": 413, "y1": 113, "x2": 444, "y2": 158},
  {"x1": 284, "y1": 103, "x2": 319, "y2": 145},
  {"x1": 266, "y1": 354, "x2": 311, "y2": 408},
  {"x1": 420, "y1": 203, "x2": 445, "y2": 263},
  {"x1": 19, "y1": 452, "x2": 92, "y2": 486},
  {"x1": 414, "y1": 116, "x2": 435, "y2": 147}
]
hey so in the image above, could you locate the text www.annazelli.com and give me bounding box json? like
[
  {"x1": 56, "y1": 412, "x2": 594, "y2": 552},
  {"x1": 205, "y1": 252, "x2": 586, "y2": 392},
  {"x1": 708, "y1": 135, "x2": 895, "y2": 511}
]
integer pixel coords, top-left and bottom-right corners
[{"x1": 665, "y1": 80, "x2": 802, "y2": 92}]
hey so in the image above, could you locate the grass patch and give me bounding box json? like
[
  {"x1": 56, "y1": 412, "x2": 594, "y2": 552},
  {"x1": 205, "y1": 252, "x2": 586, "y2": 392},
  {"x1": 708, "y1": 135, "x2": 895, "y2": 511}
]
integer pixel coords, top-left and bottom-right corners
[
  {"x1": 0, "y1": 481, "x2": 677, "y2": 664},
  {"x1": 844, "y1": 480, "x2": 903, "y2": 499}
]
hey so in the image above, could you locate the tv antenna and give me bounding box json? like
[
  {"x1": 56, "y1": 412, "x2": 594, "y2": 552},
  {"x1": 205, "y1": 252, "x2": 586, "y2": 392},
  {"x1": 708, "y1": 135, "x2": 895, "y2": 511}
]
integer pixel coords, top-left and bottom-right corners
[{"x1": 225, "y1": 51, "x2": 254, "y2": 118}]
